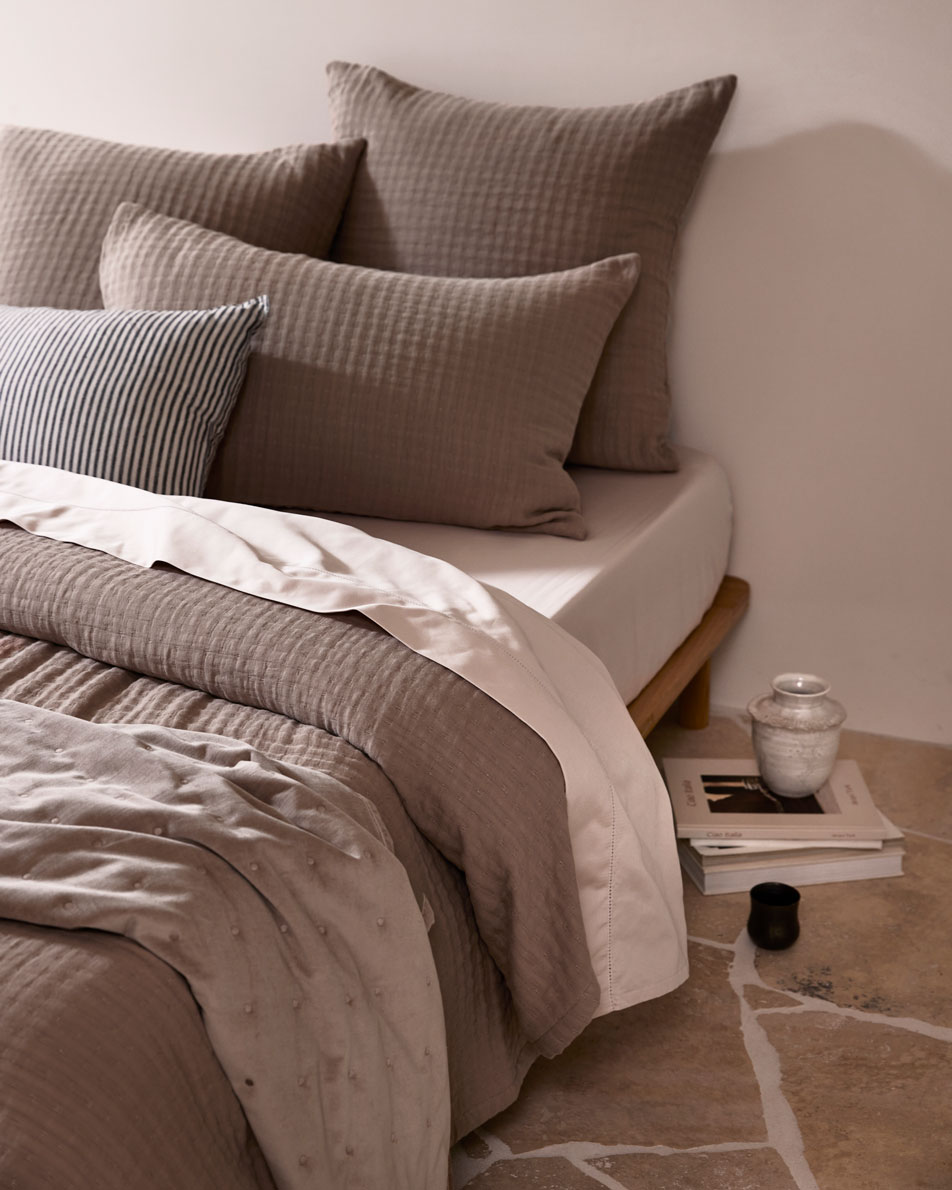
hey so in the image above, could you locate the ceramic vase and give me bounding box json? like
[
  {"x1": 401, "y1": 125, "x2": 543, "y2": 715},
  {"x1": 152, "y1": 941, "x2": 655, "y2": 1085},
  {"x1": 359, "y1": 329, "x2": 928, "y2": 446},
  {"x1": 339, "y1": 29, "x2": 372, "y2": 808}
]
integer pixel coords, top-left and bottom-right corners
[{"x1": 747, "y1": 673, "x2": 846, "y2": 798}]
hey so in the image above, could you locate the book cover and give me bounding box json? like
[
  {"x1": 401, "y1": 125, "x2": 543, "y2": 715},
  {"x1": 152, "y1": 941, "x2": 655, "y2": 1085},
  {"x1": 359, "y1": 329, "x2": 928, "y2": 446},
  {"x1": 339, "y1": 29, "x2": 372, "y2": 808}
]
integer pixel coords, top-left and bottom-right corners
[{"x1": 661, "y1": 758, "x2": 888, "y2": 841}]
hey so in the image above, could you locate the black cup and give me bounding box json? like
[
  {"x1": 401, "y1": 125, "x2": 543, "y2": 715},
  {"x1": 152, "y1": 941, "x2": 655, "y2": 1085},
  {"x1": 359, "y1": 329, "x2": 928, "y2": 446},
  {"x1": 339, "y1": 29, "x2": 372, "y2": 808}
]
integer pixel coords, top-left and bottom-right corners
[{"x1": 747, "y1": 882, "x2": 801, "y2": 950}]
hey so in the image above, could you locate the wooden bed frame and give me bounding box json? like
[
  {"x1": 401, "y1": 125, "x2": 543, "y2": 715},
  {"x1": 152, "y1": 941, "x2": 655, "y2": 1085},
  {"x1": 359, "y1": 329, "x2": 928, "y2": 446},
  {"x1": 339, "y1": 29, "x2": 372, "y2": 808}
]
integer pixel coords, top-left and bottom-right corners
[{"x1": 627, "y1": 575, "x2": 750, "y2": 737}]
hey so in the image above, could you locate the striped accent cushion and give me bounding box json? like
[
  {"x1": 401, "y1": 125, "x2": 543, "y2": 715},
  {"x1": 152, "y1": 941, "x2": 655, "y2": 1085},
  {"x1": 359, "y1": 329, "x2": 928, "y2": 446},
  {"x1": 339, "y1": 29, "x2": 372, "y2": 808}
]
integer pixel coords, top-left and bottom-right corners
[
  {"x1": 100, "y1": 203, "x2": 641, "y2": 538},
  {"x1": 0, "y1": 297, "x2": 268, "y2": 495},
  {"x1": 0, "y1": 125, "x2": 364, "y2": 309},
  {"x1": 327, "y1": 62, "x2": 737, "y2": 472}
]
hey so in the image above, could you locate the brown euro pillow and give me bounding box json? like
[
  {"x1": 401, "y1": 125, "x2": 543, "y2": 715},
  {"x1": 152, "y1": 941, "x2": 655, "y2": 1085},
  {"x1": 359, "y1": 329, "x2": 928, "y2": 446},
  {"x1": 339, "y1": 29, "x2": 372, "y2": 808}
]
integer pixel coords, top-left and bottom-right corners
[
  {"x1": 99, "y1": 203, "x2": 640, "y2": 538},
  {"x1": 0, "y1": 124, "x2": 365, "y2": 309},
  {"x1": 327, "y1": 61, "x2": 737, "y2": 472}
]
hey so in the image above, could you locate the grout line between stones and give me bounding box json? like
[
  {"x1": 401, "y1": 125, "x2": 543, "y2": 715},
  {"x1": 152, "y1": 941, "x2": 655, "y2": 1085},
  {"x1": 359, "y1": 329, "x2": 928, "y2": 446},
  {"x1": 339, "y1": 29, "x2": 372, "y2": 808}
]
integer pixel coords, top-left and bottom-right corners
[
  {"x1": 693, "y1": 931, "x2": 952, "y2": 1041},
  {"x1": 564, "y1": 1154, "x2": 631, "y2": 1189},
  {"x1": 721, "y1": 933, "x2": 952, "y2": 1043},
  {"x1": 754, "y1": 999, "x2": 952, "y2": 1042},
  {"x1": 902, "y1": 826, "x2": 952, "y2": 845},
  {"x1": 687, "y1": 932, "x2": 736, "y2": 952},
  {"x1": 729, "y1": 929, "x2": 821, "y2": 1190},
  {"x1": 453, "y1": 1133, "x2": 783, "y2": 1188}
]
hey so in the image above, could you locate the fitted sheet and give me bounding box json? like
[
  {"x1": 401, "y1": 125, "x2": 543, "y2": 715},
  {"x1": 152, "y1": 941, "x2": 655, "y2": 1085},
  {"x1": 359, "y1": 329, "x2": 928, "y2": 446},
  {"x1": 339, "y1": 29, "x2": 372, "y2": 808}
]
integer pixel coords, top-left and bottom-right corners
[{"x1": 325, "y1": 447, "x2": 733, "y2": 703}]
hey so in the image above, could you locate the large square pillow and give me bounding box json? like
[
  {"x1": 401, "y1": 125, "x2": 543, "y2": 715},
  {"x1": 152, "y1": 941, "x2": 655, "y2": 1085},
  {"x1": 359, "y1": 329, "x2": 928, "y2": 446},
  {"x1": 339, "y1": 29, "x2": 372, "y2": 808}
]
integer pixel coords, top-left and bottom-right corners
[
  {"x1": 0, "y1": 296, "x2": 268, "y2": 494},
  {"x1": 100, "y1": 203, "x2": 641, "y2": 538},
  {"x1": 326, "y1": 61, "x2": 737, "y2": 472},
  {"x1": 0, "y1": 125, "x2": 364, "y2": 309}
]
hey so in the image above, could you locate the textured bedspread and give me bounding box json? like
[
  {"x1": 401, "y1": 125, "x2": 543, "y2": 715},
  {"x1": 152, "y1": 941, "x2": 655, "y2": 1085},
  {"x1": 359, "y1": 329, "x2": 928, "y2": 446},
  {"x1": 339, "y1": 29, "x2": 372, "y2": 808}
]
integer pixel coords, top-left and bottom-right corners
[
  {"x1": 0, "y1": 703, "x2": 449, "y2": 1190},
  {"x1": 0, "y1": 460, "x2": 690, "y2": 1017},
  {"x1": 0, "y1": 523, "x2": 599, "y2": 1186}
]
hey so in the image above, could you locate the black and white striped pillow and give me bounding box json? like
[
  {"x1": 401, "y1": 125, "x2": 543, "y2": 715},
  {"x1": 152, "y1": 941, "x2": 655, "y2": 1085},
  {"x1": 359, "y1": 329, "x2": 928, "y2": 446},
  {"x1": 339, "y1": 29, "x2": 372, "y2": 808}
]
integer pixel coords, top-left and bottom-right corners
[{"x1": 0, "y1": 296, "x2": 268, "y2": 495}]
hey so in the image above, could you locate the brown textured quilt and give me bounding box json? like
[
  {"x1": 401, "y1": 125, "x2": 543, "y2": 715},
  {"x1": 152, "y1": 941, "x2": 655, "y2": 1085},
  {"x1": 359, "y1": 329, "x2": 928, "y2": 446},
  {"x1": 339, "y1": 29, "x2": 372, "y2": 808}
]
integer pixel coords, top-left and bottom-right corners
[{"x1": 0, "y1": 525, "x2": 599, "y2": 1188}]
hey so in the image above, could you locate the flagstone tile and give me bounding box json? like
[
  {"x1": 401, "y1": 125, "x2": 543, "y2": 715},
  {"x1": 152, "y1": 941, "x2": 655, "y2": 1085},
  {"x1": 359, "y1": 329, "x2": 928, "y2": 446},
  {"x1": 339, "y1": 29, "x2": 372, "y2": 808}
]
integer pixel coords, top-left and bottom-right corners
[
  {"x1": 753, "y1": 834, "x2": 952, "y2": 1027},
  {"x1": 483, "y1": 942, "x2": 764, "y2": 1153},
  {"x1": 464, "y1": 1156, "x2": 603, "y2": 1187},
  {"x1": 837, "y1": 727, "x2": 952, "y2": 839},
  {"x1": 761, "y1": 1011, "x2": 952, "y2": 1189},
  {"x1": 744, "y1": 985, "x2": 801, "y2": 1010},
  {"x1": 681, "y1": 879, "x2": 750, "y2": 945},
  {"x1": 586, "y1": 1147, "x2": 800, "y2": 1189}
]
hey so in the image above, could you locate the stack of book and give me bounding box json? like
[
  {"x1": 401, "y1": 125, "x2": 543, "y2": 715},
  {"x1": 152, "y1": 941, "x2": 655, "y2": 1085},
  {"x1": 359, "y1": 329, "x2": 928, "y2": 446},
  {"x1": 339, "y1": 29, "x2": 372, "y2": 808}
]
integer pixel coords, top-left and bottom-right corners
[{"x1": 661, "y1": 758, "x2": 905, "y2": 895}]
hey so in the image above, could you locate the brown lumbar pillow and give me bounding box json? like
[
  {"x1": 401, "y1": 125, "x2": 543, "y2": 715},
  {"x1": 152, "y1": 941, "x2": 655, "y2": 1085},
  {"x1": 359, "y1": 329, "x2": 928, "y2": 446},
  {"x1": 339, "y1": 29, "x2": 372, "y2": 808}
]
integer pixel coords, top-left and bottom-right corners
[
  {"x1": 0, "y1": 124, "x2": 365, "y2": 309},
  {"x1": 327, "y1": 61, "x2": 737, "y2": 472},
  {"x1": 100, "y1": 202, "x2": 641, "y2": 538}
]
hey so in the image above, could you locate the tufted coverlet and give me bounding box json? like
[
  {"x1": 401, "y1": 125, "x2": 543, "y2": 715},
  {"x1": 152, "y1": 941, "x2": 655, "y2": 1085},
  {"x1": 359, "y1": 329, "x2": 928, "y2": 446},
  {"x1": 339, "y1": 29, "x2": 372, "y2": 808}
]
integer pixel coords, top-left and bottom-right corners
[{"x1": 0, "y1": 703, "x2": 450, "y2": 1189}]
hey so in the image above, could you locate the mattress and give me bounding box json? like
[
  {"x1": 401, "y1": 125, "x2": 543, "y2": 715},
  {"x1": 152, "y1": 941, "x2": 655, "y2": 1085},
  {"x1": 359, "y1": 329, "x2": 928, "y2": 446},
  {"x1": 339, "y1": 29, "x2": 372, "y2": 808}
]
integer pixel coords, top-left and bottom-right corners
[{"x1": 325, "y1": 447, "x2": 733, "y2": 704}]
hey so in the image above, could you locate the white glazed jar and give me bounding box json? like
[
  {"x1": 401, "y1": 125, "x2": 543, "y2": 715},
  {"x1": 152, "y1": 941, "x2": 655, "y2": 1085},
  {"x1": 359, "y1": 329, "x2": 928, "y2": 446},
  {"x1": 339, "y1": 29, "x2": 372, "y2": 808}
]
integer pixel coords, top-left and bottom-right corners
[{"x1": 747, "y1": 674, "x2": 847, "y2": 798}]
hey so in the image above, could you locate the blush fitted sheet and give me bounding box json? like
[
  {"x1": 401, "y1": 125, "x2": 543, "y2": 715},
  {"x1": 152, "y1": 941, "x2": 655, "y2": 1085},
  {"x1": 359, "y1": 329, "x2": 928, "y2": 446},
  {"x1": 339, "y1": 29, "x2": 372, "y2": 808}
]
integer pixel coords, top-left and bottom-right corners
[{"x1": 326, "y1": 447, "x2": 733, "y2": 703}]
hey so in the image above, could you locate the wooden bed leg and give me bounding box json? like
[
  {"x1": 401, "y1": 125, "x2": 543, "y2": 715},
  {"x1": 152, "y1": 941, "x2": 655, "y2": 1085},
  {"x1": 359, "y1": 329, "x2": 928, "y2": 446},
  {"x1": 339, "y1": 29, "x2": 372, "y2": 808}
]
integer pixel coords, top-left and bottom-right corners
[{"x1": 677, "y1": 659, "x2": 711, "y2": 729}]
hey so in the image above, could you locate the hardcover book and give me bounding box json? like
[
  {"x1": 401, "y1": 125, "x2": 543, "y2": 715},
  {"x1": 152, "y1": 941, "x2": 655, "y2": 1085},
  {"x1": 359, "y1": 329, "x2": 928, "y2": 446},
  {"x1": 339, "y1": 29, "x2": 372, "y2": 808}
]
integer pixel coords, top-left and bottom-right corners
[
  {"x1": 661, "y1": 758, "x2": 888, "y2": 841},
  {"x1": 676, "y1": 813, "x2": 905, "y2": 895}
]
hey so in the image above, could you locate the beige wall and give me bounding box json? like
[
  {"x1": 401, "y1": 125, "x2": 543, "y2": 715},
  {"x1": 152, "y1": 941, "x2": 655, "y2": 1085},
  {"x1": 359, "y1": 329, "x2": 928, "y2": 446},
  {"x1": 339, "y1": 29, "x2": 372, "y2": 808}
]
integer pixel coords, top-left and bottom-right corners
[{"x1": 3, "y1": 0, "x2": 950, "y2": 742}]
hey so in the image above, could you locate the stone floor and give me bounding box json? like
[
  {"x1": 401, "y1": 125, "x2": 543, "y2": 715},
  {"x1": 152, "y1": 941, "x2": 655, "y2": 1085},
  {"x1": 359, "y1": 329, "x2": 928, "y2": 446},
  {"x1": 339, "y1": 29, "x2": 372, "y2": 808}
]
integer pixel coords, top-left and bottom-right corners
[{"x1": 451, "y1": 712, "x2": 952, "y2": 1190}]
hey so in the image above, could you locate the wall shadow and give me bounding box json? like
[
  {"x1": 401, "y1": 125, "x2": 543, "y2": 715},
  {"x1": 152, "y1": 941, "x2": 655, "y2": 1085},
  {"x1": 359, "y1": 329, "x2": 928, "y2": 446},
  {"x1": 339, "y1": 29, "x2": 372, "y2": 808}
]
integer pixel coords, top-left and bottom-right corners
[{"x1": 668, "y1": 123, "x2": 952, "y2": 740}]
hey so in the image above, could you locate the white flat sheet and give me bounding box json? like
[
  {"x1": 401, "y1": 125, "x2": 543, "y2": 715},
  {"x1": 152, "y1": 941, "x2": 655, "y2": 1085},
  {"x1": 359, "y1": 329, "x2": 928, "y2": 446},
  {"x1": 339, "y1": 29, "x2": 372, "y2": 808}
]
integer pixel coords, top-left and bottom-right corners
[
  {"x1": 0, "y1": 461, "x2": 689, "y2": 1017},
  {"x1": 324, "y1": 447, "x2": 733, "y2": 703}
]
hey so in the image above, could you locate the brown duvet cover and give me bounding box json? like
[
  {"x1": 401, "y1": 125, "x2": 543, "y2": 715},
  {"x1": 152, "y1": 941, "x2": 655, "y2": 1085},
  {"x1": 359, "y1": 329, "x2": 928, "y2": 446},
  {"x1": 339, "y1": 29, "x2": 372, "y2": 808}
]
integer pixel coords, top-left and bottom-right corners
[{"x1": 0, "y1": 524, "x2": 599, "y2": 1188}]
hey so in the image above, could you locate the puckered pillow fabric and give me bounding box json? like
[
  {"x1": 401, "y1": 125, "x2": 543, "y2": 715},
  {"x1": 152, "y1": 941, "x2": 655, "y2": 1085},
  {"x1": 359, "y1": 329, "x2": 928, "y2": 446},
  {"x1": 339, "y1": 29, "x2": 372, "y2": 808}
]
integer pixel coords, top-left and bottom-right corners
[
  {"x1": 0, "y1": 297, "x2": 268, "y2": 495},
  {"x1": 326, "y1": 61, "x2": 737, "y2": 473},
  {"x1": 0, "y1": 125, "x2": 364, "y2": 309},
  {"x1": 100, "y1": 203, "x2": 641, "y2": 538}
]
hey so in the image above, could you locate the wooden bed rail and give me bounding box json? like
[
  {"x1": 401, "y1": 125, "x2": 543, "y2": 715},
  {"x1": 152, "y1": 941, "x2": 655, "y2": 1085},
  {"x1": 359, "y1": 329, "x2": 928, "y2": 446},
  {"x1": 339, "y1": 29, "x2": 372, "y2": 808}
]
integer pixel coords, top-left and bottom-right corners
[{"x1": 627, "y1": 575, "x2": 750, "y2": 737}]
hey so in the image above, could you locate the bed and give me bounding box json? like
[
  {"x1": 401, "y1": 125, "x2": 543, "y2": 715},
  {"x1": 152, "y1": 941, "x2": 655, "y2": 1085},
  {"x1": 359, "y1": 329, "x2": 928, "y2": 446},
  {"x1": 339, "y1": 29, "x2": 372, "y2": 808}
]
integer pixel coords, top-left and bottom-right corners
[{"x1": 0, "y1": 61, "x2": 746, "y2": 1190}]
